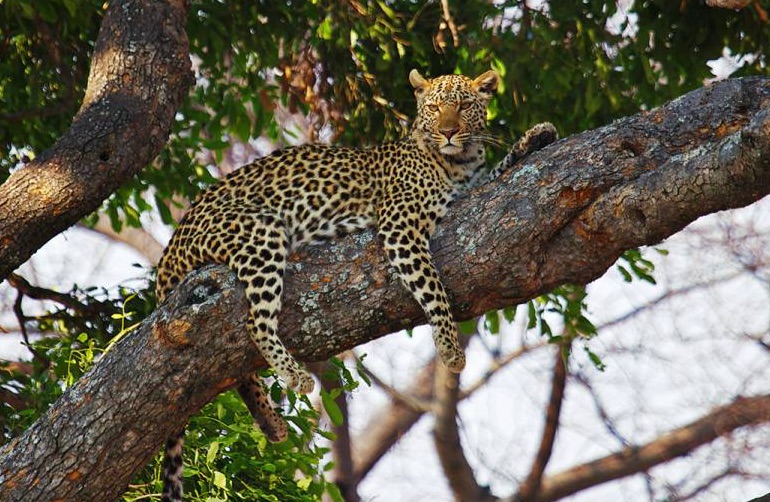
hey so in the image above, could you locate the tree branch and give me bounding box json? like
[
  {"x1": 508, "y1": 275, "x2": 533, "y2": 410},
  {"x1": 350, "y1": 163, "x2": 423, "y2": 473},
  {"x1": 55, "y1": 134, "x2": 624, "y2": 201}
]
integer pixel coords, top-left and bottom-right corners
[
  {"x1": 352, "y1": 357, "x2": 438, "y2": 482},
  {"x1": 0, "y1": 266, "x2": 256, "y2": 501},
  {"x1": 0, "y1": 0, "x2": 192, "y2": 280},
  {"x1": 520, "y1": 394, "x2": 770, "y2": 502},
  {"x1": 351, "y1": 341, "x2": 541, "y2": 484},
  {"x1": 515, "y1": 344, "x2": 569, "y2": 501},
  {"x1": 433, "y1": 362, "x2": 493, "y2": 502},
  {"x1": 1, "y1": 77, "x2": 769, "y2": 500}
]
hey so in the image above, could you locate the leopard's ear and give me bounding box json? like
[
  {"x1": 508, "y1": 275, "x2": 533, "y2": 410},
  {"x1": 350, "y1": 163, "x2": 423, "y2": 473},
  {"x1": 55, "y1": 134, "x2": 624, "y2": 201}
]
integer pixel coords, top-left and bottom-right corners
[
  {"x1": 409, "y1": 69, "x2": 431, "y2": 96},
  {"x1": 472, "y1": 70, "x2": 500, "y2": 99}
]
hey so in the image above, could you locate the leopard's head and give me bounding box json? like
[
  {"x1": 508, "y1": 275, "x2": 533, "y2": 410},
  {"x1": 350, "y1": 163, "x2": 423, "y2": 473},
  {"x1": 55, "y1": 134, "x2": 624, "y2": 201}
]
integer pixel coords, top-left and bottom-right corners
[{"x1": 409, "y1": 70, "x2": 499, "y2": 156}]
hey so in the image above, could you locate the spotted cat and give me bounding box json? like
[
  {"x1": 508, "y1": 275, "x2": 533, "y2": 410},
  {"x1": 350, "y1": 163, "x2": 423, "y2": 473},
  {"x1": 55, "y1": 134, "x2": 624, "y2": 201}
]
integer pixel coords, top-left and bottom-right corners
[{"x1": 156, "y1": 69, "x2": 556, "y2": 501}]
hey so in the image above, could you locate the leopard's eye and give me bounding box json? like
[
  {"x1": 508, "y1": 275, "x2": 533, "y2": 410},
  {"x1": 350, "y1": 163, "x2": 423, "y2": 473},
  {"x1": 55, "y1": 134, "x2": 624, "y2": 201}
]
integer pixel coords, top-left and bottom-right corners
[
  {"x1": 425, "y1": 103, "x2": 440, "y2": 113},
  {"x1": 459, "y1": 101, "x2": 473, "y2": 111}
]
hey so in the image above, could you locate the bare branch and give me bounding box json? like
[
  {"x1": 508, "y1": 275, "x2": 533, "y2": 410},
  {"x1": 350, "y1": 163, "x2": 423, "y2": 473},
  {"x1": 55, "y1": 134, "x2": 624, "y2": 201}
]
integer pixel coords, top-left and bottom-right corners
[
  {"x1": 360, "y1": 362, "x2": 433, "y2": 413},
  {"x1": 520, "y1": 394, "x2": 770, "y2": 502},
  {"x1": 433, "y1": 363, "x2": 493, "y2": 502},
  {"x1": 515, "y1": 343, "x2": 569, "y2": 502},
  {"x1": 352, "y1": 357, "x2": 437, "y2": 482},
  {"x1": 352, "y1": 340, "x2": 545, "y2": 487},
  {"x1": 7, "y1": 273, "x2": 110, "y2": 316},
  {"x1": 705, "y1": 0, "x2": 753, "y2": 9},
  {"x1": 439, "y1": 0, "x2": 460, "y2": 48},
  {"x1": 459, "y1": 341, "x2": 548, "y2": 399}
]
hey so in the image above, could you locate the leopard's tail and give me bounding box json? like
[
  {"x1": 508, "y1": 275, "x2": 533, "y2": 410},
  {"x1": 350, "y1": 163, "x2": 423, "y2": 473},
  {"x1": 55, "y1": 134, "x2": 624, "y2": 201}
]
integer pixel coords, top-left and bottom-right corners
[{"x1": 161, "y1": 430, "x2": 185, "y2": 502}]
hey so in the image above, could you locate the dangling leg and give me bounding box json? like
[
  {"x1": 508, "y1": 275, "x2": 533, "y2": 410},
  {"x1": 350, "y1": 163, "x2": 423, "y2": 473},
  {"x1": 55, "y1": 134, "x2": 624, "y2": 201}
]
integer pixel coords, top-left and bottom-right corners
[
  {"x1": 377, "y1": 221, "x2": 465, "y2": 373},
  {"x1": 237, "y1": 372, "x2": 289, "y2": 442},
  {"x1": 227, "y1": 214, "x2": 315, "y2": 393}
]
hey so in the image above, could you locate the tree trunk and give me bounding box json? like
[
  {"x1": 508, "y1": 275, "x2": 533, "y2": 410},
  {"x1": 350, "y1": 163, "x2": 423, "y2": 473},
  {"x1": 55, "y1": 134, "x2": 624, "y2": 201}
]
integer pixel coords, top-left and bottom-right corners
[
  {"x1": 0, "y1": 77, "x2": 768, "y2": 500},
  {"x1": 0, "y1": 0, "x2": 192, "y2": 280}
]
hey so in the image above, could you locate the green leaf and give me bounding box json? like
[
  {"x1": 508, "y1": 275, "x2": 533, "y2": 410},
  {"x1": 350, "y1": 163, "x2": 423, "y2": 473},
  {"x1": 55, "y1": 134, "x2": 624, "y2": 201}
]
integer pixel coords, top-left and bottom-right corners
[
  {"x1": 321, "y1": 390, "x2": 344, "y2": 426},
  {"x1": 490, "y1": 56, "x2": 507, "y2": 78},
  {"x1": 325, "y1": 482, "x2": 345, "y2": 502},
  {"x1": 617, "y1": 264, "x2": 633, "y2": 282},
  {"x1": 584, "y1": 346, "x2": 607, "y2": 371},
  {"x1": 106, "y1": 203, "x2": 122, "y2": 232},
  {"x1": 484, "y1": 311, "x2": 500, "y2": 334},
  {"x1": 206, "y1": 441, "x2": 219, "y2": 464},
  {"x1": 527, "y1": 301, "x2": 538, "y2": 330},
  {"x1": 502, "y1": 306, "x2": 516, "y2": 323},
  {"x1": 212, "y1": 470, "x2": 227, "y2": 489},
  {"x1": 575, "y1": 315, "x2": 597, "y2": 338},
  {"x1": 155, "y1": 194, "x2": 175, "y2": 225},
  {"x1": 317, "y1": 17, "x2": 333, "y2": 40},
  {"x1": 459, "y1": 318, "x2": 477, "y2": 335},
  {"x1": 541, "y1": 318, "x2": 552, "y2": 337}
]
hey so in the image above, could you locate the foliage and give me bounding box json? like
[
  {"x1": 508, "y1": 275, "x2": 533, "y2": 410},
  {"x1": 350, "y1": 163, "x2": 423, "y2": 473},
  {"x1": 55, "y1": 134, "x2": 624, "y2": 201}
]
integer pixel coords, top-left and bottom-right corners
[
  {"x1": 2, "y1": 0, "x2": 769, "y2": 500},
  {"x1": 0, "y1": 0, "x2": 103, "y2": 177},
  {"x1": 124, "y1": 389, "x2": 335, "y2": 501},
  {"x1": 0, "y1": 283, "x2": 151, "y2": 441}
]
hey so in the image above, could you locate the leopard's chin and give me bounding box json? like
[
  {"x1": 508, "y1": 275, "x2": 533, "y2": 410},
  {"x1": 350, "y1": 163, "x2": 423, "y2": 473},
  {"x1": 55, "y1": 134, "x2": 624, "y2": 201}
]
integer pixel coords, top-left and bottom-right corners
[{"x1": 439, "y1": 144, "x2": 464, "y2": 156}]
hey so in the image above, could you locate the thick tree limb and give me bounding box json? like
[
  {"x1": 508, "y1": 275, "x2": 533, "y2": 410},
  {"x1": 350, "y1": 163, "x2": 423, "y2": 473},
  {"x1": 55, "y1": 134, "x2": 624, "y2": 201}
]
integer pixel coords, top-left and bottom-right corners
[
  {"x1": 0, "y1": 266, "x2": 255, "y2": 501},
  {"x1": 1, "y1": 77, "x2": 769, "y2": 500},
  {"x1": 0, "y1": 0, "x2": 192, "y2": 280}
]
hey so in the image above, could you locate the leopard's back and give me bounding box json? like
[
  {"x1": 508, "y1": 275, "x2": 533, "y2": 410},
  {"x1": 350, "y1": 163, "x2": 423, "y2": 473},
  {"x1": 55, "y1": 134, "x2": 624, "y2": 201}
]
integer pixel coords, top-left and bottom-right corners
[{"x1": 157, "y1": 143, "x2": 386, "y2": 302}]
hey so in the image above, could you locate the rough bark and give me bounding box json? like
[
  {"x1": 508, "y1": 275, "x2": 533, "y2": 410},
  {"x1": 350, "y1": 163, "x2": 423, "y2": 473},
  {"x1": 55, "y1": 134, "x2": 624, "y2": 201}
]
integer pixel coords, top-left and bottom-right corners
[
  {"x1": 0, "y1": 266, "x2": 253, "y2": 501},
  {"x1": 0, "y1": 77, "x2": 769, "y2": 500},
  {"x1": 272, "y1": 77, "x2": 770, "y2": 363},
  {"x1": 0, "y1": 0, "x2": 192, "y2": 280}
]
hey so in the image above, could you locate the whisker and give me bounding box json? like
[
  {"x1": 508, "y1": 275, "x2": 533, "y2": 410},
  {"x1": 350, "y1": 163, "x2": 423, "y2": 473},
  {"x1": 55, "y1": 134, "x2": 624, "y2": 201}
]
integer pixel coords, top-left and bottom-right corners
[{"x1": 470, "y1": 133, "x2": 504, "y2": 147}]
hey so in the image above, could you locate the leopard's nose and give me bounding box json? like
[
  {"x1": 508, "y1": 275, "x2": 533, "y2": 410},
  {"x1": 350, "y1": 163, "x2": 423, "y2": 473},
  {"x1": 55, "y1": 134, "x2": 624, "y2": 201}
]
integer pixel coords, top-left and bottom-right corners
[{"x1": 441, "y1": 126, "x2": 459, "y2": 140}]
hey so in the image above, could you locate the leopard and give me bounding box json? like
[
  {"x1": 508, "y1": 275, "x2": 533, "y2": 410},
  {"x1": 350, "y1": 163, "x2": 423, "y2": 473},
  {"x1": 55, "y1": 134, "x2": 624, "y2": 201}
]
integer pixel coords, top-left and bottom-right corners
[{"x1": 155, "y1": 68, "x2": 557, "y2": 501}]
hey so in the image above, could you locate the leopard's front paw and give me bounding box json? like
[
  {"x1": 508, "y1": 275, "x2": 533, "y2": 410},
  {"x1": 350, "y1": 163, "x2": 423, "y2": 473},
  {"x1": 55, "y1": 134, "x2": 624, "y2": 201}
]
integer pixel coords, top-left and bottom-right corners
[
  {"x1": 295, "y1": 370, "x2": 315, "y2": 394},
  {"x1": 281, "y1": 368, "x2": 315, "y2": 394}
]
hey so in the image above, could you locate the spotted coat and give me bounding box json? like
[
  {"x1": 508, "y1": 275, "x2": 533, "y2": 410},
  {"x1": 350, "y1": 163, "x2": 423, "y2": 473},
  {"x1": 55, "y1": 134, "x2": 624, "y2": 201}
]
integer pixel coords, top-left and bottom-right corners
[{"x1": 156, "y1": 69, "x2": 557, "y2": 501}]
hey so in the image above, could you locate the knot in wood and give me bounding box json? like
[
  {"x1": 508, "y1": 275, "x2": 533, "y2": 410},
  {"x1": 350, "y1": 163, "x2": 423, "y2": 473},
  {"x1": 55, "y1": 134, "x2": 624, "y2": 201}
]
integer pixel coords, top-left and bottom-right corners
[{"x1": 153, "y1": 318, "x2": 192, "y2": 346}]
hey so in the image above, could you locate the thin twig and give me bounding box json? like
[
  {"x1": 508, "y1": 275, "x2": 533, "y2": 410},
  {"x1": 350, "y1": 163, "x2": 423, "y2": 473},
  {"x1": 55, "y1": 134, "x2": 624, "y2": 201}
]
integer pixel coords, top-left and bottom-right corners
[
  {"x1": 7, "y1": 273, "x2": 109, "y2": 316},
  {"x1": 358, "y1": 362, "x2": 433, "y2": 413},
  {"x1": 440, "y1": 0, "x2": 460, "y2": 47},
  {"x1": 460, "y1": 340, "x2": 548, "y2": 399}
]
